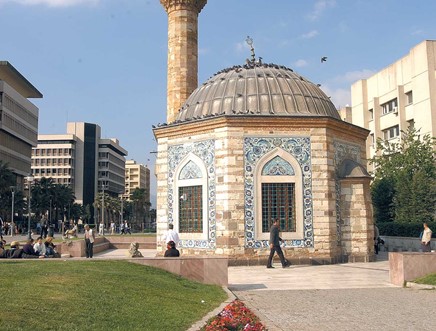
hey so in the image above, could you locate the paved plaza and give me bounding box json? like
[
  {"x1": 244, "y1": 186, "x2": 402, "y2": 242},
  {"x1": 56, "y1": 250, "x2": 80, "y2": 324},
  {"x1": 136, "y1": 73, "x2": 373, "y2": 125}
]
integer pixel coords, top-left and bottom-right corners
[{"x1": 228, "y1": 253, "x2": 436, "y2": 331}]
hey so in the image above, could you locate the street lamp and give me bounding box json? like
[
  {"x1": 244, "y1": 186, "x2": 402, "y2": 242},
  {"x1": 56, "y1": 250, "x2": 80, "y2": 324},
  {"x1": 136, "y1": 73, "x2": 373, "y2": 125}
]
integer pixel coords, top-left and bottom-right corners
[
  {"x1": 101, "y1": 180, "x2": 106, "y2": 236},
  {"x1": 26, "y1": 175, "x2": 34, "y2": 240},
  {"x1": 10, "y1": 186, "x2": 15, "y2": 237}
]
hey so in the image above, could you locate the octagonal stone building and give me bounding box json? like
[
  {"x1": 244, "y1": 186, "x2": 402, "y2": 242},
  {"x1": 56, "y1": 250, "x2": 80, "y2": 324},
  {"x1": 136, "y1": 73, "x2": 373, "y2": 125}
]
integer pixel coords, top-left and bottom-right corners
[{"x1": 155, "y1": 0, "x2": 375, "y2": 264}]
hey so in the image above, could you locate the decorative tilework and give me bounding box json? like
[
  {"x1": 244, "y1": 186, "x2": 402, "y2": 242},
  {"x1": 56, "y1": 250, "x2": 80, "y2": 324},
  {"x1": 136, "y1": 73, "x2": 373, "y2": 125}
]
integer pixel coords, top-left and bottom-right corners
[
  {"x1": 334, "y1": 141, "x2": 361, "y2": 245},
  {"x1": 179, "y1": 160, "x2": 202, "y2": 180},
  {"x1": 168, "y1": 140, "x2": 216, "y2": 249},
  {"x1": 261, "y1": 156, "x2": 295, "y2": 176},
  {"x1": 244, "y1": 137, "x2": 313, "y2": 248}
]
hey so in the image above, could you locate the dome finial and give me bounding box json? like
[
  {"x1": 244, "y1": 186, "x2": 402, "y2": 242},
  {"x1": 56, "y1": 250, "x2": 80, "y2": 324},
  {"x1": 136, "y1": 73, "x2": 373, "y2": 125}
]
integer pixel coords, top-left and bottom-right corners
[{"x1": 245, "y1": 36, "x2": 256, "y2": 63}]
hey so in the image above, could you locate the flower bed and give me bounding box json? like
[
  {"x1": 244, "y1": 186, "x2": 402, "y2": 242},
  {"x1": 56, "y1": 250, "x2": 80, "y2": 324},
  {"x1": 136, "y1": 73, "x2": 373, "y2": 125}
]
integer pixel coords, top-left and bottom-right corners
[{"x1": 202, "y1": 299, "x2": 266, "y2": 331}]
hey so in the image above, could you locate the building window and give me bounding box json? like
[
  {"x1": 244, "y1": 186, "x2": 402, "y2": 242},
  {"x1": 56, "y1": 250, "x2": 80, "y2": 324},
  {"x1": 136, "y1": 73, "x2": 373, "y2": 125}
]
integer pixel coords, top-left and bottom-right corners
[
  {"x1": 370, "y1": 133, "x2": 375, "y2": 146},
  {"x1": 383, "y1": 125, "x2": 400, "y2": 140},
  {"x1": 408, "y1": 119, "x2": 415, "y2": 130},
  {"x1": 261, "y1": 183, "x2": 296, "y2": 233},
  {"x1": 178, "y1": 185, "x2": 202, "y2": 233},
  {"x1": 368, "y1": 109, "x2": 373, "y2": 120},
  {"x1": 381, "y1": 98, "x2": 398, "y2": 115},
  {"x1": 406, "y1": 91, "x2": 413, "y2": 105}
]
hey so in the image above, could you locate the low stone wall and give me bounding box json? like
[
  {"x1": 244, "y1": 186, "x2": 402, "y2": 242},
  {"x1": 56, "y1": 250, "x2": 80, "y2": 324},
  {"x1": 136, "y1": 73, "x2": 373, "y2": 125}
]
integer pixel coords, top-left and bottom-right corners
[
  {"x1": 389, "y1": 252, "x2": 436, "y2": 286},
  {"x1": 380, "y1": 236, "x2": 435, "y2": 252},
  {"x1": 129, "y1": 256, "x2": 228, "y2": 286},
  {"x1": 105, "y1": 236, "x2": 156, "y2": 249},
  {"x1": 56, "y1": 237, "x2": 109, "y2": 257}
]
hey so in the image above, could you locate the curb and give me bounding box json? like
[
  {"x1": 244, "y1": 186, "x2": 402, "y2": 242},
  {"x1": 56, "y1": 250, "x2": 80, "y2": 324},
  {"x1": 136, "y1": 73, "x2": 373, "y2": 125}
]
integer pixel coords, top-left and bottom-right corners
[
  {"x1": 187, "y1": 286, "x2": 237, "y2": 331},
  {"x1": 405, "y1": 282, "x2": 436, "y2": 290}
]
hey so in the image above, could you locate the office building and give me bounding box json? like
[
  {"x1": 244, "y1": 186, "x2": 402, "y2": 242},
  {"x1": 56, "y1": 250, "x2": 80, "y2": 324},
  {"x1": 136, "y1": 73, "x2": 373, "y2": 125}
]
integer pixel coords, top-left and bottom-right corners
[
  {"x1": 0, "y1": 61, "x2": 42, "y2": 187},
  {"x1": 31, "y1": 122, "x2": 127, "y2": 208}
]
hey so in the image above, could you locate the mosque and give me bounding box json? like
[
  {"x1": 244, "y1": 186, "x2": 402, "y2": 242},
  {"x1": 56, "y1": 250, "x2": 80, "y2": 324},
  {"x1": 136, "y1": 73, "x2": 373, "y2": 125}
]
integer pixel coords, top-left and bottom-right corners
[{"x1": 154, "y1": 0, "x2": 375, "y2": 264}]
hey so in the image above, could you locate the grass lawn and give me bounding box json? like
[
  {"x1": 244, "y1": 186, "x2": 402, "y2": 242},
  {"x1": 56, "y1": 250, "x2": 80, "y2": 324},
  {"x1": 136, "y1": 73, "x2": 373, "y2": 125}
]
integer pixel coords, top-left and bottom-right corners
[
  {"x1": 413, "y1": 273, "x2": 436, "y2": 286},
  {"x1": 0, "y1": 260, "x2": 227, "y2": 331}
]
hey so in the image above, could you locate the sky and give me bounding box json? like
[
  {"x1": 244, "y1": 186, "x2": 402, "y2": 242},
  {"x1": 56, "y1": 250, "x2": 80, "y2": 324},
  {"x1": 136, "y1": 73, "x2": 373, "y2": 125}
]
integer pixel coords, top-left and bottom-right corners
[{"x1": 1, "y1": 0, "x2": 436, "y2": 207}]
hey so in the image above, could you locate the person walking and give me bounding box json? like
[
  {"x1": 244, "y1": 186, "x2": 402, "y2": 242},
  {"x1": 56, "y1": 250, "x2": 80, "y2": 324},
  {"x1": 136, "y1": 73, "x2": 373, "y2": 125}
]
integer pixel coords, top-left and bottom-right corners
[
  {"x1": 84, "y1": 224, "x2": 95, "y2": 258},
  {"x1": 421, "y1": 222, "x2": 432, "y2": 252},
  {"x1": 374, "y1": 224, "x2": 380, "y2": 255},
  {"x1": 124, "y1": 221, "x2": 131, "y2": 235},
  {"x1": 98, "y1": 222, "x2": 104, "y2": 236},
  {"x1": 267, "y1": 219, "x2": 290, "y2": 268}
]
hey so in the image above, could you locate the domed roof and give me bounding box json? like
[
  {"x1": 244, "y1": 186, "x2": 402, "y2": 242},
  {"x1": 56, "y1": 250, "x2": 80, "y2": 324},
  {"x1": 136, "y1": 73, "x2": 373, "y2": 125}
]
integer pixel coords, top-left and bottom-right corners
[{"x1": 175, "y1": 61, "x2": 340, "y2": 123}]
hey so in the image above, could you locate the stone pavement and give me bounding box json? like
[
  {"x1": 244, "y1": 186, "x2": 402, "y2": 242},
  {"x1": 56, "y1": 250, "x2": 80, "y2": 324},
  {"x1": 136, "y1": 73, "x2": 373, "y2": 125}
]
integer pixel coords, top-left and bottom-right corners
[{"x1": 228, "y1": 253, "x2": 436, "y2": 331}]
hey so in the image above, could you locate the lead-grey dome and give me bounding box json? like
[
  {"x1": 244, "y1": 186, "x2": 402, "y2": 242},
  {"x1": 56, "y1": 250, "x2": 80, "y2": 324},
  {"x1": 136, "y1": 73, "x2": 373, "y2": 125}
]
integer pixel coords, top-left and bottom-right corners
[{"x1": 175, "y1": 62, "x2": 340, "y2": 123}]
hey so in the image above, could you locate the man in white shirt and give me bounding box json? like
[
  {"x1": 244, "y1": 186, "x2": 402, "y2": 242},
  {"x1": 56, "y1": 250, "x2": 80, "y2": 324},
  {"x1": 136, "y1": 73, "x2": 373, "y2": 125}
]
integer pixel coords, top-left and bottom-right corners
[
  {"x1": 84, "y1": 224, "x2": 95, "y2": 258},
  {"x1": 162, "y1": 223, "x2": 180, "y2": 247},
  {"x1": 421, "y1": 222, "x2": 432, "y2": 252}
]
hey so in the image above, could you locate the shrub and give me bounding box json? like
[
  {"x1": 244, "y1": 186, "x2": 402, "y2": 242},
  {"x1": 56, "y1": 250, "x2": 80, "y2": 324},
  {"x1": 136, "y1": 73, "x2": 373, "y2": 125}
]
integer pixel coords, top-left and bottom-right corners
[{"x1": 378, "y1": 221, "x2": 436, "y2": 238}]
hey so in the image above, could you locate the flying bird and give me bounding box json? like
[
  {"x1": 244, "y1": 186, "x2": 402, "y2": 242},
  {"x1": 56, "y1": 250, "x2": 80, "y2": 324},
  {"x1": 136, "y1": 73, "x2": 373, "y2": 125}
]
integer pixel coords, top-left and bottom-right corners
[{"x1": 321, "y1": 56, "x2": 328, "y2": 63}]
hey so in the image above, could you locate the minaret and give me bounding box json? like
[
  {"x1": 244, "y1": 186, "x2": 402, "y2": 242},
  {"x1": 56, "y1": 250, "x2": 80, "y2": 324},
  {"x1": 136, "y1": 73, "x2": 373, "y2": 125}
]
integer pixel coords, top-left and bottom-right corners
[{"x1": 160, "y1": 0, "x2": 207, "y2": 124}]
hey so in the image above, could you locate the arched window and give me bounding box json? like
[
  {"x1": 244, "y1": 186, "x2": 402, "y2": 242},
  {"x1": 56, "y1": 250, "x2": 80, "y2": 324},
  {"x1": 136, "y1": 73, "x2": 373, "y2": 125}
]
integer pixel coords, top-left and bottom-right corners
[
  {"x1": 178, "y1": 161, "x2": 203, "y2": 233},
  {"x1": 261, "y1": 156, "x2": 296, "y2": 232},
  {"x1": 255, "y1": 149, "x2": 303, "y2": 241},
  {"x1": 173, "y1": 155, "x2": 208, "y2": 238}
]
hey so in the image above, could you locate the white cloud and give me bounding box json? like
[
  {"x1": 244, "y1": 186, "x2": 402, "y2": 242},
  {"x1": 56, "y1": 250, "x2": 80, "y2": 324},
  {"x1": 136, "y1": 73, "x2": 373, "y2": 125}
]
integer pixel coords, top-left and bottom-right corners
[
  {"x1": 332, "y1": 69, "x2": 375, "y2": 84},
  {"x1": 235, "y1": 42, "x2": 245, "y2": 53},
  {"x1": 294, "y1": 59, "x2": 308, "y2": 68},
  {"x1": 2, "y1": 0, "x2": 99, "y2": 7},
  {"x1": 321, "y1": 85, "x2": 351, "y2": 109},
  {"x1": 307, "y1": 0, "x2": 336, "y2": 21},
  {"x1": 300, "y1": 30, "x2": 319, "y2": 39}
]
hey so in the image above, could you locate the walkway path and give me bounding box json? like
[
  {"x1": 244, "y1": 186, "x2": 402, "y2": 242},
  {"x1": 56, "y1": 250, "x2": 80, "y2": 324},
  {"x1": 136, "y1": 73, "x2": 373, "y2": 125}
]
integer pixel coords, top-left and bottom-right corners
[{"x1": 228, "y1": 253, "x2": 436, "y2": 331}]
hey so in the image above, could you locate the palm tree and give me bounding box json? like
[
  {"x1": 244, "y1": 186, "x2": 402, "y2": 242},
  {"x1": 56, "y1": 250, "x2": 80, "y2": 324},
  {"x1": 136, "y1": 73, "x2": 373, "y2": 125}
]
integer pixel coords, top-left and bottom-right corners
[
  {"x1": 31, "y1": 177, "x2": 54, "y2": 221},
  {"x1": 131, "y1": 188, "x2": 147, "y2": 232}
]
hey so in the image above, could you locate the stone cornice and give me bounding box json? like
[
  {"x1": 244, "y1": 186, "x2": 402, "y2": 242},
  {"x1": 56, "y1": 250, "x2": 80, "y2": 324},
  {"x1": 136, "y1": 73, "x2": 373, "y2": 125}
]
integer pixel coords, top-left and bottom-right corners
[
  {"x1": 160, "y1": 0, "x2": 207, "y2": 14},
  {"x1": 153, "y1": 116, "x2": 370, "y2": 140}
]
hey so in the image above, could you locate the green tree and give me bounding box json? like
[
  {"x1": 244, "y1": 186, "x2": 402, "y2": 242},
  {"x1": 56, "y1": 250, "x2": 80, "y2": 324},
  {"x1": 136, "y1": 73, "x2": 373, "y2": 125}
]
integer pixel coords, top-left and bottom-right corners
[
  {"x1": 131, "y1": 188, "x2": 148, "y2": 231},
  {"x1": 0, "y1": 161, "x2": 16, "y2": 222},
  {"x1": 371, "y1": 177, "x2": 395, "y2": 223},
  {"x1": 370, "y1": 127, "x2": 436, "y2": 223}
]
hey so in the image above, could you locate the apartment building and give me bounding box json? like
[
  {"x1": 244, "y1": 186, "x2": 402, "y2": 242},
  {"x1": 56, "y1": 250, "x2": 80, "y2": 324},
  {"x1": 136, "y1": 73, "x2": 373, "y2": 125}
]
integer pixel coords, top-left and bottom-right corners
[
  {"x1": 31, "y1": 122, "x2": 127, "y2": 207},
  {"x1": 124, "y1": 160, "x2": 150, "y2": 203},
  {"x1": 0, "y1": 61, "x2": 42, "y2": 187},
  {"x1": 349, "y1": 40, "x2": 436, "y2": 170}
]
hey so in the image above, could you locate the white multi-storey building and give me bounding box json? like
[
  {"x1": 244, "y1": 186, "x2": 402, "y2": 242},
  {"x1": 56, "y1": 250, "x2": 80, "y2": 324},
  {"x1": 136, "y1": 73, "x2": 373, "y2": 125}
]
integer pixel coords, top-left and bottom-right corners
[
  {"x1": 0, "y1": 61, "x2": 42, "y2": 188},
  {"x1": 124, "y1": 160, "x2": 150, "y2": 203},
  {"x1": 31, "y1": 122, "x2": 127, "y2": 208},
  {"x1": 349, "y1": 40, "x2": 436, "y2": 170},
  {"x1": 98, "y1": 138, "x2": 127, "y2": 196}
]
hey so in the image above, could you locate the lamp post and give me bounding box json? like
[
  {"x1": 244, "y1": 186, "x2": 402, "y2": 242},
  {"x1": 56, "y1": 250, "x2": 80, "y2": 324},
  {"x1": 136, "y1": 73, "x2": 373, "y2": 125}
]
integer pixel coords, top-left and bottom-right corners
[
  {"x1": 101, "y1": 181, "x2": 105, "y2": 236},
  {"x1": 10, "y1": 186, "x2": 15, "y2": 237},
  {"x1": 26, "y1": 175, "x2": 34, "y2": 240}
]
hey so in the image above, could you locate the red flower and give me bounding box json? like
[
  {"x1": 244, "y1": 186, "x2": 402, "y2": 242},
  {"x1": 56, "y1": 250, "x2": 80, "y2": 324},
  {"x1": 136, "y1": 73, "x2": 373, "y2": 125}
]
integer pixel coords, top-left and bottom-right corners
[{"x1": 202, "y1": 299, "x2": 266, "y2": 331}]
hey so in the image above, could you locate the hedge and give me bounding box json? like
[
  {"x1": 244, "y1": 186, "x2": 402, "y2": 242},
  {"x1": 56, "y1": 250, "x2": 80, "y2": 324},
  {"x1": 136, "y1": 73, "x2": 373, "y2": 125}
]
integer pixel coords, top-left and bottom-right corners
[{"x1": 377, "y1": 221, "x2": 436, "y2": 238}]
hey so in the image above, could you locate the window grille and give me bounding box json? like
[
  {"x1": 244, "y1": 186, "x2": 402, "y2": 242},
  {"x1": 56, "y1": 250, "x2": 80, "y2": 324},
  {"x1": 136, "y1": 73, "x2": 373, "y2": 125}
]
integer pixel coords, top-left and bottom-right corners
[
  {"x1": 261, "y1": 183, "x2": 296, "y2": 233},
  {"x1": 179, "y1": 185, "x2": 203, "y2": 233}
]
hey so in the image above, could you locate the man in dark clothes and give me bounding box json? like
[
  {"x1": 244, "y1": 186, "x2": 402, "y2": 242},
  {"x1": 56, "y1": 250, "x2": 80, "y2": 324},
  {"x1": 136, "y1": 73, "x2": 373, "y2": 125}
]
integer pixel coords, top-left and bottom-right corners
[
  {"x1": 164, "y1": 240, "x2": 180, "y2": 257},
  {"x1": 266, "y1": 219, "x2": 290, "y2": 268}
]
